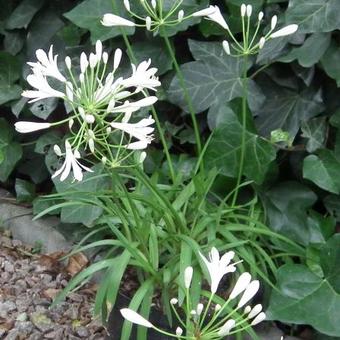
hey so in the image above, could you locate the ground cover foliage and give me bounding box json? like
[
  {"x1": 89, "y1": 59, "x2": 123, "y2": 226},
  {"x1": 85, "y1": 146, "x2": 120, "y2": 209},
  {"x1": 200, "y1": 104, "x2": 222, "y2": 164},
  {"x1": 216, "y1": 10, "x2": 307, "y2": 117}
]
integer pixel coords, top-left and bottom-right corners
[{"x1": 1, "y1": 0, "x2": 340, "y2": 338}]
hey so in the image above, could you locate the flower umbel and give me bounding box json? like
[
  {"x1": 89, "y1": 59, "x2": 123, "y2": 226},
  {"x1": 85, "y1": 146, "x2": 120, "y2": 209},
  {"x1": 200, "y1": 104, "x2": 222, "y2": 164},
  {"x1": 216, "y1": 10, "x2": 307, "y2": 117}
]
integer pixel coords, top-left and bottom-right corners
[
  {"x1": 102, "y1": 0, "x2": 216, "y2": 34},
  {"x1": 16, "y1": 41, "x2": 161, "y2": 181}
]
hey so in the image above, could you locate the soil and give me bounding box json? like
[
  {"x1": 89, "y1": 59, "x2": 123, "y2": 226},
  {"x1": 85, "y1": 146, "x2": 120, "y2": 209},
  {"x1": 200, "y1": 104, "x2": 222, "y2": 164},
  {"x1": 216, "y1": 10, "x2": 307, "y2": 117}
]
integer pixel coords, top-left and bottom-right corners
[{"x1": 0, "y1": 230, "x2": 108, "y2": 339}]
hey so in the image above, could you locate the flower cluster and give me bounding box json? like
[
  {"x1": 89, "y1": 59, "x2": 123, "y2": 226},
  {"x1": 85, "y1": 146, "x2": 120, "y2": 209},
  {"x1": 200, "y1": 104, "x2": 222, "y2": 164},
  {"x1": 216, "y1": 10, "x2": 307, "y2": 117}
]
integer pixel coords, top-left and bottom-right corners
[
  {"x1": 102, "y1": 0, "x2": 215, "y2": 33},
  {"x1": 199, "y1": 4, "x2": 298, "y2": 56},
  {"x1": 120, "y1": 248, "x2": 265, "y2": 339},
  {"x1": 15, "y1": 41, "x2": 161, "y2": 182}
]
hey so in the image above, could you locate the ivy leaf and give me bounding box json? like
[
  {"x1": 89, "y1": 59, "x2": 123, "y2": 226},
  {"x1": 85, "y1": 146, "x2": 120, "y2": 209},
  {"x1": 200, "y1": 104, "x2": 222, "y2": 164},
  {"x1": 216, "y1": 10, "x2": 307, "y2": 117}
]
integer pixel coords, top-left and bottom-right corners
[
  {"x1": 15, "y1": 178, "x2": 36, "y2": 203},
  {"x1": 287, "y1": 33, "x2": 331, "y2": 68},
  {"x1": 204, "y1": 109, "x2": 275, "y2": 184},
  {"x1": 267, "y1": 235, "x2": 340, "y2": 336},
  {"x1": 303, "y1": 150, "x2": 340, "y2": 194},
  {"x1": 261, "y1": 182, "x2": 318, "y2": 245},
  {"x1": 0, "y1": 118, "x2": 22, "y2": 182},
  {"x1": 5, "y1": 0, "x2": 44, "y2": 29},
  {"x1": 255, "y1": 86, "x2": 324, "y2": 139},
  {"x1": 321, "y1": 42, "x2": 340, "y2": 87},
  {"x1": 64, "y1": 0, "x2": 134, "y2": 43},
  {"x1": 167, "y1": 40, "x2": 264, "y2": 113},
  {"x1": 30, "y1": 98, "x2": 58, "y2": 120},
  {"x1": 301, "y1": 117, "x2": 327, "y2": 153},
  {"x1": 285, "y1": 0, "x2": 340, "y2": 33}
]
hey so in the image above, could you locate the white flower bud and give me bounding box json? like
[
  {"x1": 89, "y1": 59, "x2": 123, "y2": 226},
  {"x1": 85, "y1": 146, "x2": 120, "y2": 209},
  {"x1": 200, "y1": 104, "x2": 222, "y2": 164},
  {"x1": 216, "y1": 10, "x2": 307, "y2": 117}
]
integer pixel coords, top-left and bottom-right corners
[
  {"x1": 146, "y1": 16, "x2": 152, "y2": 31},
  {"x1": 215, "y1": 304, "x2": 221, "y2": 312},
  {"x1": 74, "y1": 149, "x2": 81, "y2": 159},
  {"x1": 241, "y1": 4, "x2": 246, "y2": 17},
  {"x1": 120, "y1": 308, "x2": 154, "y2": 328},
  {"x1": 244, "y1": 305, "x2": 252, "y2": 314},
  {"x1": 66, "y1": 82, "x2": 73, "y2": 101},
  {"x1": 218, "y1": 319, "x2": 236, "y2": 336},
  {"x1": 184, "y1": 266, "x2": 193, "y2": 289},
  {"x1": 176, "y1": 327, "x2": 183, "y2": 336},
  {"x1": 250, "y1": 312, "x2": 266, "y2": 326},
  {"x1": 170, "y1": 298, "x2": 178, "y2": 305},
  {"x1": 124, "y1": 0, "x2": 130, "y2": 11},
  {"x1": 222, "y1": 40, "x2": 230, "y2": 55},
  {"x1": 102, "y1": 52, "x2": 109, "y2": 64},
  {"x1": 271, "y1": 15, "x2": 277, "y2": 30},
  {"x1": 89, "y1": 53, "x2": 98, "y2": 68},
  {"x1": 230, "y1": 272, "x2": 252, "y2": 300},
  {"x1": 151, "y1": 0, "x2": 156, "y2": 9},
  {"x1": 139, "y1": 152, "x2": 147, "y2": 163},
  {"x1": 79, "y1": 73, "x2": 85, "y2": 83},
  {"x1": 88, "y1": 138, "x2": 95, "y2": 153},
  {"x1": 237, "y1": 280, "x2": 260, "y2": 308},
  {"x1": 106, "y1": 127, "x2": 112, "y2": 134},
  {"x1": 258, "y1": 11, "x2": 264, "y2": 21},
  {"x1": 178, "y1": 10, "x2": 184, "y2": 22},
  {"x1": 102, "y1": 156, "x2": 107, "y2": 165},
  {"x1": 114, "y1": 48, "x2": 122, "y2": 71},
  {"x1": 271, "y1": 24, "x2": 298, "y2": 38},
  {"x1": 65, "y1": 56, "x2": 72, "y2": 69},
  {"x1": 69, "y1": 118, "x2": 74, "y2": 129},
  {"x1": 95, "y1": 40, "x2": 102, "y2": 60},
  {"x1": 80, "y1": 52, "x2": 88, "y2": 73},
  {"x1": 246, "y1": 5, "x2": 252, "y2": 17},
  {"x1": 190, "y1": 310, "x2": 196, "y2": 315},
  {"x1": 259, "y1": 37, "x2": 266, "y2": 49},
  {"x1": 53, "y1": 145, "x2": 62, "y2": 156},
  {"x1": 78, "y1": 107, "x2": 85, "y2": 119},
  {"x1": 196, "y1": 303, "x2": 204, "y2": 316},
  {"x1": 248, "y1": 304, "x2": 262, "y2": 319},
  {"x1": 85, "y1": 114, "x2": 95, "y2": 124},
  {"x1": 88, "y1": 129, "x2": 95, "y2": 139}
]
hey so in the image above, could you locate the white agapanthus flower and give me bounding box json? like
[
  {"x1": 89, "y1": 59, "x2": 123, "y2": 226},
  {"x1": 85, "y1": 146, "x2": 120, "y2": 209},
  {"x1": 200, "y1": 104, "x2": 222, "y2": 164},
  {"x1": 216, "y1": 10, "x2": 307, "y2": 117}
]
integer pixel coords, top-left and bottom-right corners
[
  {"x1": 199, "y1": 247, "x2": 237, "y2": 293},
  {"x1": 199, "y1": 3, "x2": 298, "y2": 57},
  {"x1": 52, "y1": 140, "x2": 93, "y2": 182},
  {"x1": 102, "y1": 0, "x2": 216, "y2": 33},
  {"x1": 16, "y1": 40, "x2": 161, "y2": 181}
]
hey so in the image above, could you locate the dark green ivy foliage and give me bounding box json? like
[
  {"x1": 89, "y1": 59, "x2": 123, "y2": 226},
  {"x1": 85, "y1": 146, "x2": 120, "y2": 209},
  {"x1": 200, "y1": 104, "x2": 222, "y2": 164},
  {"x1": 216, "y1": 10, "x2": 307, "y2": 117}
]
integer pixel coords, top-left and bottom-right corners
[{"x1": 1, "y1": 0, "x2": 340, "y2": 337}]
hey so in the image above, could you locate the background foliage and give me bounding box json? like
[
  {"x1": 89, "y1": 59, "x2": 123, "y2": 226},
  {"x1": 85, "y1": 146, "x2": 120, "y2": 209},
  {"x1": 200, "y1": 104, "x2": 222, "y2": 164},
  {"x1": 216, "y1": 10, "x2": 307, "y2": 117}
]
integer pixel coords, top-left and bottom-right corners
[{"x1": 1, "y1": 0, "x2": 340, "y2": 338}]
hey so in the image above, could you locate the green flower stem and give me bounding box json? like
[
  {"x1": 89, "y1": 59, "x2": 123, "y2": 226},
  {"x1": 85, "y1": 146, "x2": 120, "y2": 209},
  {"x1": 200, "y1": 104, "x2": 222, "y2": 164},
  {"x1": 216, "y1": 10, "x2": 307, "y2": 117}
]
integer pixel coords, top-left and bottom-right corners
[
  {"x1": 111, "y1": 1, "x2": 176, "y2": 184},
  {"x1": 161, "y1": 31, "x2": 203, "y2": 170},
  {"x1": 231, "y1": 55, "x2": 249, "y2": 208}
]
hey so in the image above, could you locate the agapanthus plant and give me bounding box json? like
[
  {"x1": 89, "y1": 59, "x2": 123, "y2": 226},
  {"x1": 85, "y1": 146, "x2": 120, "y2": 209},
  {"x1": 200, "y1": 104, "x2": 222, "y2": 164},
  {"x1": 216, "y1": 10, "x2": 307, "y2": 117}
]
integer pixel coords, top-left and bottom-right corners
[
  {"x1": 102, "y1": 0, "x2": 215, "y2": 33},
  {"x1": 15, "y1": 41, "x2": 161, "y2": 181},
  {"x1": 120, "y1": 248, "x2": 265, "y2": 339}
]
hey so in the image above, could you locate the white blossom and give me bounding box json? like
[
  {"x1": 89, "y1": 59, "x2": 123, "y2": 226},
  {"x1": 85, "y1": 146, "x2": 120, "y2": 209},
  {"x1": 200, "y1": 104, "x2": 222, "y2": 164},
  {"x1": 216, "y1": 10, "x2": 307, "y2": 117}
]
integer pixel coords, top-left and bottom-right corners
[
  {"x1": 218, "y1": 319, "x2": 236, "y2": 336},
  {"x1": 230, "y1": 272, "x2": 252, "y2": 300},
  {"x1": 114, "y1": 49, "x2": 123, "y2": 71},
  {"x1": 28, "y1": 45, "x2": 66, "y2": 82},
  {"x1": 192, "y1": 6, "x2": 216, "y2": 17},
  {"x1": 123, "y1": 0, "x2": 130, "y2": 11},
  {"x1": 184, "y1": 266, "x2": 193, "y2": 289},
  {"x1": 14, "y1": 121, "x2": 51, "y2": 133},
  {"x1": 205, "y1": 5, "x2": 229, "y2": 30},
  {"x1": 52, "y1": 140, "x2": 92, "y2": 182},
  {"x1": 251, "y1": 312, "x2": 266, "y2": 326},
  {"x1": 196, "y1": 303, "x2": 204, "y2": 316},
  {"x1": 241, "y1": 4, "x2": 246, "y2": 17},
  {"x1": 237, "y1": 280, "x2": 260, "y2": 308},
  {"x1": 178, "y1": 10, "x2": 184, "y2": 22},
  {"x1": 223, "y1": 40, "x2": 230, "y2": 55},
  {"x1": 246, "y1": 5, "x2": 252, "y2": 18},
  {"x1": 170, "y1": 298, "x2": 178, "y2": 305},
  {"x1": 146, "y1": 16, "x2": 152, "y2": 30},
  {"x1": 199, "y1": 247, "x2": 237, "y2": 294},
  {"x1": 176, "y1": 327, "x2": 183, "y2": 336},
  {"x1": 248, "y1": 304, "x2": 262, "y2": 319},
  {"x1": 95, "y1": 40, "x2": 103, "y2": 61},
  {"x1": 259, "y1": 37, "x2": 266, "y2": 49},
  {"x1": 271, "y1": 15, "x2": 278, "y2": 30}
]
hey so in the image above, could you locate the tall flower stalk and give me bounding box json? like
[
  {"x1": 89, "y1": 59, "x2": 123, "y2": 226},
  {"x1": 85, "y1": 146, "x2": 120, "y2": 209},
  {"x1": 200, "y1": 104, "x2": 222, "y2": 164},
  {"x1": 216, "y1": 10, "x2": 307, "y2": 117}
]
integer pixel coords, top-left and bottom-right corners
[
  {"x1": 199, "y1": 4, "x2": 298, "y2": 206},
  {"x1": 102, "y1": 0, "x2": 216, "y2": 173}
]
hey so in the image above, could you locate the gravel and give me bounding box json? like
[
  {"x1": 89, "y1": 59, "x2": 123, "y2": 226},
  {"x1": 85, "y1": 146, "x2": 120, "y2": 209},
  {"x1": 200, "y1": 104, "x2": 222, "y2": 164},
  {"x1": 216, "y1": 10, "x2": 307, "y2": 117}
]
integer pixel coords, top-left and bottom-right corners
[{"x1": 0, "y1": 232, "x2": 107, "y2": 339}]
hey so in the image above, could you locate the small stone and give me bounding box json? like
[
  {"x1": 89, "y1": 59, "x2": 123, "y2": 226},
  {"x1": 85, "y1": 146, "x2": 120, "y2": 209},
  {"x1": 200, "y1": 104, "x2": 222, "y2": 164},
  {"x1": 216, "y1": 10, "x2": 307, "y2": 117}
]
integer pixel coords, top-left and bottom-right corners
[
  {"x1": 0, "y1": 301, "x2": 16, "y2": 318},
  {"x1": 75, "y1": 326, "x2": 89, "y2": 338},
  {"x1": 4, "y1": 261, "x2": 14, "y2": 273},
  {"x1": 44, "y1": 327, "x2": 65, "y2": 339},
  {"x1": 30, "y1": 311, "x2": 53, "y2": 332},
  {"x1": 4, "y1": 329, "x2": 20, "y2": 340},
  {"x1": 15, "y1": 320, "x2": 34, "y2": 335},
  {"x1": 16, "y1": 312, "x2": 28, "y2": 321}
]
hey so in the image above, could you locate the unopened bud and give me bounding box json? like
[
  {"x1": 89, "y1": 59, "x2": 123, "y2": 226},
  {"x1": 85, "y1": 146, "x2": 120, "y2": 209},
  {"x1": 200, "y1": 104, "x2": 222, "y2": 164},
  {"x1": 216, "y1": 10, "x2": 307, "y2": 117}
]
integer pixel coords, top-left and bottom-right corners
[
  {"x1": 89, "y1": 53, "x2": 97, "y2": 68},
  {"x1": 259, "y1": 37, "x2": 265, "y2": 49},
  {"x1": 215, "y1": 304, "x2": 221, "y2": 312},
  {"x1": 53, "y1": 145, "x2": 62, "y2": 156},
  {"x1": 106, "y1": 127, "x2": 112, "y2": 134},
  {"x1": 123, "y1": 0, "x2": 130, "y2": 11},
  {"x1": 244, "y1": 306, "x2": 252, "y2": 314},
  {"x1": 65, "y1": 56, "x2": 71, "y2": 69},
  {"x1": 246, "y1": 5, "x2": 252, "y2": 17},
  {"x1": 139, "y1": 152, "x2": 147, "y2": 163},
  {"x1": 102, "y1": 156, "x2": 107, "y2": 165},
  {"x1": 258, "y1": 11, "x2": 264, "y2": 21},
  {"x1": 146, "y1": 16, "x2": 152, "y2": 31},
  {"x1": 88, "y1": 138, "x2": 95, "y2": 153},
  {"x1": 69, "y1": 118, "x2": 74, "y2": 129},
  {"x1": 178, "y1": 10, "x2": 184, "y2": 22},
  {"x1": 184, "y1": 266, "x2": 193, "y2": 289},
  {"x1": 241, "y1": 4, "x2": 246, "y2": 17},
  {"x1": 170, "y1": 298, "x2": 178, "y2": 305},
  {"x1": 151, "y1": 0, "x2": 156, "y2": 9},
  {"x1": 103, "y1": 52, "x2": 109, "y2": 64},
  {"x1": 85, "y1": 114, "x2": 95, "y2": 124},
  {"x1": 176, "y1": 327, "x2": 183, "y2": 336},
  {"x1": 271, "y1": 15, "x2": 277, "y2": 30},
  {"x1": 222, "y1": 40, "x2": 230, "y2": 55},
  {"x1": 79, "y1": 73, "x2": 85, "y2": 83},
  {"x1": 88, "y1": 129, "x2": 95, "y2": 139},
  {"x1": 196, "y1": 303, "x2": 204, "y2": 316}
]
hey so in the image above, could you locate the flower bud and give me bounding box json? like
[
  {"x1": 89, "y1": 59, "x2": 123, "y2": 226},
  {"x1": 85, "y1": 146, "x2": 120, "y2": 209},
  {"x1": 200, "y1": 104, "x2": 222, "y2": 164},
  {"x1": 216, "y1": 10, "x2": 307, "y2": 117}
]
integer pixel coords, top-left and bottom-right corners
[
  {"x1": 271, "y1": 15, "x2": 277, "y2": 30},
  {"x1": 170, "y1": 298, "x2": 178, "y2": 305},
  {"x1": 250, "y1": 312, "x2": 266, "y2": 326},
  {"x1": 65, "y1": 56, "x2": 72, "y2": 69},
  {"x1": 89, "y1": 53, "x2": 98, "y2": 68},
  {"x1": 178, "y1": 10, "x2": 184, "y2": 22},
  {"x1": 244, "y1": 305, "x2": 251, "y2": 314},
  {"x1": 241, "y1": 4, "x2": 246, "y2": 17},
  {"x1": 146, "y1": 16, "x2": 152, "y2": 31},
  {"x1": 139, "y1": 152, "x2": 147, "y2": 163},
  {"x1": 218, "y1": 319, "x2": 236, "y2": 336},
  {"x1": 106, "y1": 127, "x2": 112, "y2": 134},
  {"x1": 215, "y1": 304, "x2": 221, "y2": 312},
  {"x1": 66, "y1": 82, "x2": 74, "y2": 101},
  {"x1": 85, "y1": 114, "x2": 95, "y2": 124},
  {"x1": 248, "y1": 304, "x2": 262, "y2": 319},
  {"x1": 196, "y1": 303, "x2": 204, "y2": 316},
  {"x1": 95, "y1": 40, "x2": 102, "y2": 60},
  {"x1": 258, "y1": 11, "x2": 264, "y2": 21},
  {"x1": 246, "y1": 5, "x2": 252, "y2": 17},
  {"x1": 79, "y1": 73, "x2": 85, "y2": 83},
  {"x1": 237, "y1": 280, "x2": 260, "y2": 308},
  {"x1": 184, "y1": 266, "x2": 193, "y2": 289},
  {"x1": 53, "y1": 145, "x2": 62, "y2": 156},
  {"x1": 88, "y1": 138, "x2": 95, "y2": 153},
  {"x1": 102, "y1": 156, "x2": 107, "y2": 165},
  {"x1": 69, "y1": 118, "x2": 74, "y2": 129},
  {"x1": 80, "y1": 52, "x2": 89, "y2": 73},
  {"x1": 222, "y1": 40, "x2": 230, "y2": 55},
  {"x1": 103, "y1": 52, "x2": 109, "y2": 64},
  {"x1": 176, "y1": 327, "x2": 183, "y2": 336},
  {"x1": 114, "y1": 49, "x2": 122, "y2": 71},
  {"x1": 88, "y1": 129, "x2": 95, "y2": 139},
  {"x1": 259, "y1": 37, "x2": 266, "y2": 49},
  {"x1": 123, "y1": 0, "x2": 130, "y2": 11},
  {"x1": 78, "y1": 107, "x2": 85, "y2": 119},
  {"x1": 151, "y1": 0, "x2": 156, "y2": 9},
  {"x1": 74, "y1": 149, "x2": 81, "y2": 159}
]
